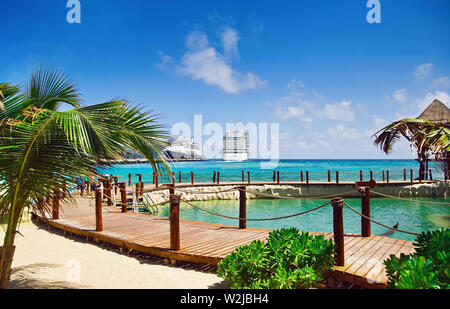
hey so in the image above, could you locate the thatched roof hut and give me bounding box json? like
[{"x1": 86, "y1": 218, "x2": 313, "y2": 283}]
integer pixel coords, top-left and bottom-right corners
[{"x1": 417, "y1": 99, "x2": 450, "y2": 125}]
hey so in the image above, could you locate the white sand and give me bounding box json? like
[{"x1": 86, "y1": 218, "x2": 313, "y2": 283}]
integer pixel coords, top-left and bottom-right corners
[{"x1": 1, "y1": 222, "x2": 224, "y2": 289}]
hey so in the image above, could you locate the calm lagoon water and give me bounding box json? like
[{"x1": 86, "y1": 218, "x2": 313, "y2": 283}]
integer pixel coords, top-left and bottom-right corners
[
  {"x1": 156, "y1": 197, "x2": 450, "y2": 242},
  {"x1": 105, "y1": 160, "x2": 449, "y2": 241}
]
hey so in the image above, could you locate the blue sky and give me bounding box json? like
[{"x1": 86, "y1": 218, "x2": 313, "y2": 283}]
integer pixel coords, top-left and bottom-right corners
[{"x1": 1, "y1": 0, "x2": 449, "y2": 159}]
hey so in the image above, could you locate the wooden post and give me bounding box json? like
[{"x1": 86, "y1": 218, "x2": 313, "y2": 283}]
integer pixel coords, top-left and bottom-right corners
[
  {"x1": 119, "y1": 183, "x2": 127, "y2": 213},
  {"x1": 62, "y1": 179, "x2": 67, "y2": 198},
  {"x1": 300, "y1": 171, "x2": 304, "y2": 182},
  {"x1": 128, "y1": 173, "x2": 132, "y2": 186},
  {"x1": 113, "y1": 177, "x2": 118, "y2": 195},
  {"x1": 37, "y1": 197, "x2": 44, "y2": 212},
  {"x1": 336, "y1": 171, "x2": 339, "y2": 184},
  {"x1": 95, "y1": 189, "x2": 102, "y2": 231},
  {"x1": 332, "y1": 197, "x2": 345, "y2": 266},
  {"x1": 137, "y1": 174, "x2": 142, "y2": 182},
  {"x1": 386, "y1": 170, "x2": 390, "y2": 183},
  {"x1": 247, "y1": 171, "x2": 251, "y2": 184},
  {"x1": 429, "y1": 170, "x2": 433, "y2": 181},
  {"x1": 140, "y1": 182, "x2": 145, "y2": 198},
  {"x1": 217, "y1": 171, "x2": 220, "y2": 184},
  {"x1": 106, "y1": 180, "x2": 112, "y2": 206},
  {"x1": 171, "y1": 174, "x2": 176, "y2": 187},
  {"x1": 242, "y1": 170, "x2": 245, "y2": 182},
  {"x1": 306, "y1": 171, "x2": 309, "y2": 184},
  {"x1": 410, "y1": 169, "x2": 413, "y2": 184},
  {"x1": 152, "y1": 172, "x2": 155, "y2": 184},
  {"x1": 52, "y1": 186, "x2": 60, "y2": 220},
  {"x1": 382, "y1": 170, "x2": 385, "y2": 182},
  {"x1": 239, "y1": 186, "x2": 247, "y2": 229},
  {"x1": 191, "y1": 172, "x2": 194, "y2": 185},
  {"x1": 403, "y1": 169, "x2": 406, "y2": 181},
  {"x1": 135, "y1": 183, "x2": 140, "y2": 199},
  {"x1": 370, "y1": 171, "x2": 373, "y2": 181},
  {"x1": 360, "y1": 187, "x2": 371, "y2": 237},
  {"x1": 179, "y1": 171, "x2": 182, "y2": 183},
  {"x1": 213, "y1": 171, "x2": 216, "y2": 183},
  {"x1": 273, "y1": 170, "x2": 276, "y2": 182},
  {"x1": 169, "y1": 194, "x2": 181, "y2": 251},
  {"x1": 328, "y1": 170, "x2": 331, "y2": 182},
  {"x1": 277, "y1": 171, "x2": 280, "y2": 184},
  {"x1": 360, "y1": 170, "x2": 363, "y2": 181}
]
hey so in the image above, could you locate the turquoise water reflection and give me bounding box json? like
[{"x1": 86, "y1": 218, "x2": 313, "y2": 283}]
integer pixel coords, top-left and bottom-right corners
[{"x1": 156, "y1": 197, "x2": 450, "y2": 242}]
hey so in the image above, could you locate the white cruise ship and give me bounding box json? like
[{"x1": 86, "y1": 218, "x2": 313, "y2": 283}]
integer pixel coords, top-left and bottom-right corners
[
  {"x1": 164, "y1": 137, "x2": 202, "y2": 159},
  {"x1": 223, "y1": 131, "x2": 249, "y2": 161}
]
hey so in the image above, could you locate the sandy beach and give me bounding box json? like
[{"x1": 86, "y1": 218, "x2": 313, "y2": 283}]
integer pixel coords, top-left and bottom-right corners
[{"x1": 1, "y1": 221, "x2": 224, "y2": 289}]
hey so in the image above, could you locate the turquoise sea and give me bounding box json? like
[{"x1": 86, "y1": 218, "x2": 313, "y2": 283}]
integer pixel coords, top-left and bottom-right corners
[
  {"x1": 104, "y1": 159, "x2": 449, "y2": 241},
  {"x1": 104, "y1": 159, "x2": 442, "y2": 184}
]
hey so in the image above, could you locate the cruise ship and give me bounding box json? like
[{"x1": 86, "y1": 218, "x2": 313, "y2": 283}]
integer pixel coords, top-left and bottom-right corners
[
  {"x1": 164, "y1": 137, "x2": 202, "y2": 159},
  {"x1": 222, "y1": 131, "x2": 249, "y2": 161}
]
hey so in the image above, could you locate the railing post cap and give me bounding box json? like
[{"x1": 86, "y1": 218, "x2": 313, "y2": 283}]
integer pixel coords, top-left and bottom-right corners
[
  {"x1": 170, "y1": 194, "x2": 181, "y2": 203},
  {"x1": 331, "y1": 197, "x2": 343, "y2": 205}
]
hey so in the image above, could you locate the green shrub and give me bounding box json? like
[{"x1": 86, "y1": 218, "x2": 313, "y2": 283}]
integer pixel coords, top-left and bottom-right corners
[
  {"x1": 384, "y1": 228, "x2": 450, "y2": 289},
  {"x1": 217, "y1": 227, "x2": 335, "y2": 289}
]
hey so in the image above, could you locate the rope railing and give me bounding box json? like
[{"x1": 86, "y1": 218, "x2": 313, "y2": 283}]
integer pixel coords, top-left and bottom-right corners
[
  {"x1": 180, "y1": 199, "x2": 331, "y2": 222},
  {"x1": 343, "y1": 202, "x2": 421, "y2": 236},
  {"x1": 371, "y1": 190, "x2": 450, "y2": 205},
  {"x1": 234, "y1": 187, "x2": 360, "y2": 200}
]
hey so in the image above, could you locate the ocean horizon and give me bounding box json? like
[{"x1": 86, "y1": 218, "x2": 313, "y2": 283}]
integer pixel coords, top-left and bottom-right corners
[{"x1": 104, "y1": 158, "x2": 442, "y2": 184}]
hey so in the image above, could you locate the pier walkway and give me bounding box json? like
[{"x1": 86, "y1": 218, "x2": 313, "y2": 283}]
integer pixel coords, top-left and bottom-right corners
[{"x1": 35, "y1": 195, "x2": 415, "y2": 289}]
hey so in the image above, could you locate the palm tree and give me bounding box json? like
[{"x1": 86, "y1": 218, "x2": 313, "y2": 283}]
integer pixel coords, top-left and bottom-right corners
[
  {"x1": 373, "y1": 118, "x2": 450, "y2": 180},
  {"x1": 418, "y1": 126, "x2": 450, "y2": 179},
  {"x1": 0, "y1": 68, "x2": 170, "y2": 288},
  {"x1": 373, "y1": 118, "x2": 436, "y2": 180}
]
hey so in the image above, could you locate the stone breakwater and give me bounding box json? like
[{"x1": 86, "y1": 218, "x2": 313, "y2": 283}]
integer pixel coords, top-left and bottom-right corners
[{"x1": 143, "y1": 182, "x2": 450, "y2": 204}]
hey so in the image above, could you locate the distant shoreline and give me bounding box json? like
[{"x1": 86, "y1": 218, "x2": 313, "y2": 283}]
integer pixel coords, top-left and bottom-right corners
[
  {"x1": 110, "y1": 158, "x2": 417, "y2": 165},
  {"x1": 110, "y1": 158, "x2": 206, "y2": 164}
]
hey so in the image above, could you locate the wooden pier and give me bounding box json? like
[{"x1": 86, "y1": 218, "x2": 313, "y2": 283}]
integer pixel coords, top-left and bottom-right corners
[{"x1": 34, "y1": 194, "x2": 415, "y2": 289}]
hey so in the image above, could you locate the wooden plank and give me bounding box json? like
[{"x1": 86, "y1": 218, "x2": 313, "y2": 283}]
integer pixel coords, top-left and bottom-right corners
[{"x1": 33, "y1": 196, "x2": 415, "y2": 288}]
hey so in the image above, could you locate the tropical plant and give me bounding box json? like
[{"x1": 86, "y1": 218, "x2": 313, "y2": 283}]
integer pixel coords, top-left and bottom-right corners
[
  {"x1": 217, "y1": 227, "x2": 336, "y2": 289},
  {"x1": 384, "y1": 228, "x2": 450, "y2": 289},
  {"x1": 373, "y1": 118, "x2": 449, "y2": 180},
  {"x1": 0, "y1": 68, "x2": 170, "y2": 288}
]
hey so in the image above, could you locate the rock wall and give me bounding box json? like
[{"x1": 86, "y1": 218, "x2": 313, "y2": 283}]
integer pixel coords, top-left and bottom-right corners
[{"x1": 143, "y1": 182, "x2": 450, "y2": 204}]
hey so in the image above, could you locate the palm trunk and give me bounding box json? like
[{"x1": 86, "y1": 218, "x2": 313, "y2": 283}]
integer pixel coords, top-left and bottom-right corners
[
  {"x1": 446, "y1": 152, "x2": 450, "y2": 181},
  {"x1": 417, "y1": 152, "x2": 427, "y2": 181},
  {"x1": 0, "y1": 246, "x2": 15, "y2": 289},
  {"x1": 0, "y1": 201, "x2": 23, "y2": 289}
]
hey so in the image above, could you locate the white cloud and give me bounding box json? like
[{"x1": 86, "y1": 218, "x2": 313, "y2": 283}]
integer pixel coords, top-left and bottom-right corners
[
  {"x1": 221, "y1": 27, "x2": 239, "y2": 59},
  {"x1": 364, "y1": 115, "x2": 387, "y2": 137},
  {"x1": 157, "y1": 50, "x2": 174, "y2": 70},
  {"x1": 276, "y1": 104, "x2": 305, "y2": 120},
  {"x1": 176, "y1": 29, "x2": 265, "y2": 94},
  {"x1": 431, "y1": 76, "x2": 450, "y2": 89},
  {"x1": 416, "y1": 91, "x2": 450, "y2": 111},
  {"x1": 392, "y1": 89, "x2": 407, "y2": 103},
  {"x1": 327, "y1": 124, "x2": 362, "y2": 140},
  {"x1": 320, "y1": 100, "x2": 355, "y2": 122},
  {"x1": 414, "y1": 63, "x2": 433, "y2": 80}
]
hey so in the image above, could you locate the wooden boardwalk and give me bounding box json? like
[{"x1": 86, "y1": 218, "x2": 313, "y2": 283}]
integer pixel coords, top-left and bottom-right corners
[{"x1": 35, "y1": 196, "x2": 415, "y2": 289}]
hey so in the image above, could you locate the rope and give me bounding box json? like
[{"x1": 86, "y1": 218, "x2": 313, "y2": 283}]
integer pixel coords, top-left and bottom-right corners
[
  {"x1": 371, "y1": 190, "x2": 450, "y2": 205},
  {"x1": 174, "y1": 187, "x2": 238, "y2": 194},
  {"x1": 343, "y1": 202, "x2": 421, "y2": 236},
  {"x1": 181, "y1": 199, "x2": 330, "y2": 221},
  {"x1": 235, "y1": 187, "x2": 360, "y2": 200}
]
